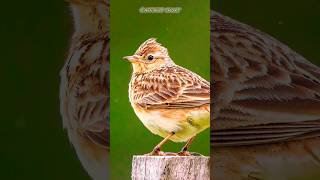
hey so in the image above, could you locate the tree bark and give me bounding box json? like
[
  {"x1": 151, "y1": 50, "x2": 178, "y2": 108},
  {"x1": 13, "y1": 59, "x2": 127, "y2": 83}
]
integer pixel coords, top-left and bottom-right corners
[{"x1": 131, "y1": 156, "x2": 210, "y2": 180}]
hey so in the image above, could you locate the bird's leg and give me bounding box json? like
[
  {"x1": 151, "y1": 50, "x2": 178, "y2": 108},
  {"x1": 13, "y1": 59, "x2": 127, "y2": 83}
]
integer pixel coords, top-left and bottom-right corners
[
  {"x1": 178, "y1": 136, "x2": 196, "y2": 156},
  {"x1": 147, "y1": 132, "x2": 175, "y2": 156}
]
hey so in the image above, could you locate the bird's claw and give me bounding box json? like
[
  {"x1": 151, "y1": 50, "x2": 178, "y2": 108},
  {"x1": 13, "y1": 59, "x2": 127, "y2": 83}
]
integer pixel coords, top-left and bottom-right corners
[
  {"x1": 146, "y1": 151, "x2": 166, "y2": 156},
  {"x1": 177, "y1": 151, "x2": 191, "y2": 156},
  {"x1": 145, "y1": 147, "x2": 166, "y2": 156}
]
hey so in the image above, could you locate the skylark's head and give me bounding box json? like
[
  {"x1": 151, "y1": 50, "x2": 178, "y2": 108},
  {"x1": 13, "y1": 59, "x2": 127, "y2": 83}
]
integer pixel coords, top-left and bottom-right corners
[{"x1": 123, "y1": 38, "x2": 174, "y2": 73}]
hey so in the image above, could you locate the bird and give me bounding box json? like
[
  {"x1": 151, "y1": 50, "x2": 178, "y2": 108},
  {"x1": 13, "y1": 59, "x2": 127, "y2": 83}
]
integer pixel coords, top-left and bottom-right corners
[
  {"x1": 59, "y1": 0, "x2": 109, "y2": 179},
  {"x1": 124, "y1": 38, "x2": 210, "y2": 156},
  {"x1": 211, "y1": 11, "x2": 320, "y2": 179}
]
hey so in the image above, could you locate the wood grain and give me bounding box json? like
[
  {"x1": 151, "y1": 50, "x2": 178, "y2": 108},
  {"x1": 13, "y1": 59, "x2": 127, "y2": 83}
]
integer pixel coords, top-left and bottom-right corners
[{"x1": 132, "y1": 156, "x2": 210, "y2": 180}]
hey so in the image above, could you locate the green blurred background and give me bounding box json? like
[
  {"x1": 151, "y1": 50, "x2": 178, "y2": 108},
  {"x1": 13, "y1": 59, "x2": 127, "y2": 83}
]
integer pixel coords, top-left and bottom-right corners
[
  {"x1": 0, "y1": 1, "x2": 90, "y2": 179},
  {"x1": 110, "y1": 0, "x2": 210, "y2": 179}
]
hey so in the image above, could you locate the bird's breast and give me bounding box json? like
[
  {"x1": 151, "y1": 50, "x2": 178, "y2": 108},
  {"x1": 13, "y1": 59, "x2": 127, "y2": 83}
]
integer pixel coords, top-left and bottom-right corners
[{"x1": 132, "y1": 104, "x2": 210, "y2": 142}]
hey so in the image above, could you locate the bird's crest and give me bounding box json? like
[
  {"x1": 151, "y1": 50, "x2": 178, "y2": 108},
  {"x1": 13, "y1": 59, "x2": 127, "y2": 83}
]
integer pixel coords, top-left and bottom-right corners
[{"x1": 135, "y1": 38, "x2": 169, "y2": 56}]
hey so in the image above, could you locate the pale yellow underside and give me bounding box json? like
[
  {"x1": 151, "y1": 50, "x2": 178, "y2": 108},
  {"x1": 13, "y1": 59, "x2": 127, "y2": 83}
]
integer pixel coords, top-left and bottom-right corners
[{"x1": 133, "y1": 104, "x2": 210, "y2": 142}]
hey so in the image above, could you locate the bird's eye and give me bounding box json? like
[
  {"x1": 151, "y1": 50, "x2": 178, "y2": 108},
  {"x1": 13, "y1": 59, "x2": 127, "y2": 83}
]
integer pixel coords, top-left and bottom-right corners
[{"x1": 147, "y1": 55, "x2": 154, "y2": 61}]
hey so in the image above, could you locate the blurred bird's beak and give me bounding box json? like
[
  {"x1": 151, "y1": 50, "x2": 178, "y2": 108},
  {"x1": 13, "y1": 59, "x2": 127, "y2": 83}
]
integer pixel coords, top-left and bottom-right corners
[{"x1": 123, "y1": 55, "x2": 140, "y2": 63}]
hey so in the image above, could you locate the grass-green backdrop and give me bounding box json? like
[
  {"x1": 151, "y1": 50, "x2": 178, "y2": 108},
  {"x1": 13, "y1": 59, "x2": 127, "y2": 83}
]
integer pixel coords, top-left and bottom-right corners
[{"x1": 110, "y1": 0, "x2": 210, "y2": 179}]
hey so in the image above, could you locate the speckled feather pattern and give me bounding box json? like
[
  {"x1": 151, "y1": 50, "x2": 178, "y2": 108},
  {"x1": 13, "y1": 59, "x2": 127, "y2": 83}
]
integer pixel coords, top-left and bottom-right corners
[
  {"x1": 61, "y1": 31, "x2": 109, "y2": 149},
  {"x1": 211, "y1": 11, "x2": 320, "y2": 180},
  {"x1": 130, "y1": 64, "x2": 210, "y2": 109},
  {"x1": 59, "y1": 1, "x2": 109, "y2": 179},
  {"x1": 211, "y1": 11, "x2": 320, "y2": 146}
]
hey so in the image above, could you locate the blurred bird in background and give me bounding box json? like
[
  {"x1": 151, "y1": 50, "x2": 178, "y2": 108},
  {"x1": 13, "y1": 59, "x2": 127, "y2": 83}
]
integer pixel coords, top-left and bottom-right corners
[
  {"x1": 60, "y1": 0, "x2": 109, "y2": 179},
  {"x1": 211, "y1": 11, "x2": 320, "y2": 179}
]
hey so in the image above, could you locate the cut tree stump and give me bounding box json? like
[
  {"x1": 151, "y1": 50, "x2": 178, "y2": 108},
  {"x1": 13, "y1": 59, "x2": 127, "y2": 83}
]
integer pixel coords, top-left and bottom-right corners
[{"x1": 131, "y1": 156, "x2": 210, "y2": 180}]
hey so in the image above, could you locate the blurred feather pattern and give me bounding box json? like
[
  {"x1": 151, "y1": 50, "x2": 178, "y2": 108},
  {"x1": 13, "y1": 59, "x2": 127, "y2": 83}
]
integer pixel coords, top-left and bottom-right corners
[
  {"x1": 60, "y1": 0, "x2": 109, "y2": 179},
  {"x1": 211, "y1": 11, "x2": 320, "y2": 179}
]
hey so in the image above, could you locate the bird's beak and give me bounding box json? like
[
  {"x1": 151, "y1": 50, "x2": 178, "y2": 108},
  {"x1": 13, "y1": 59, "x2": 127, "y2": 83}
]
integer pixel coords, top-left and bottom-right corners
[{"x1": 123, "y1": 55, "x2": 139, "y2": 63}]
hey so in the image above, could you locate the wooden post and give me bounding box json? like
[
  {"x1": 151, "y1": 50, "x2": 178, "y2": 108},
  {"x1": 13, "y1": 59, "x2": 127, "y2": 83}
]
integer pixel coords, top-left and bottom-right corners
[{"x1": 131, "y1": 156, "x2": 210, "y2": 180}]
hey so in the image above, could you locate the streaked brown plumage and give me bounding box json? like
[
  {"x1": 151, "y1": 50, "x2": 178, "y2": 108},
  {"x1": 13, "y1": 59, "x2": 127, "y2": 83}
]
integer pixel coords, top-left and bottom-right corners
[
  {"x1": 211, "y1": 11, "x2": 320, "y2": 179},
  {"x1": 130, "y1": 64, "x2": 210, "y2": 110},
  {"x1": 125, "y1": 38, "x2": 210, "y2": 155},
  {"x1": 60, "y1": 0, "x2": 109, "y2": 179}
]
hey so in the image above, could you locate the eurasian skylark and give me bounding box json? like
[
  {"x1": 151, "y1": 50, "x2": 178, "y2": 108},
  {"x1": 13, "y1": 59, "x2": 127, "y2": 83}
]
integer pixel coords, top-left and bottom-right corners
[
  {"x1": 60, "y1": 0, "x2": 109, "y2": 179},
  {"x1": 124, "y1": 38, "x2": 210, "y2": 155},
  {"x1": 211, "y1": 11, "x2": 320, "y2": 179}
]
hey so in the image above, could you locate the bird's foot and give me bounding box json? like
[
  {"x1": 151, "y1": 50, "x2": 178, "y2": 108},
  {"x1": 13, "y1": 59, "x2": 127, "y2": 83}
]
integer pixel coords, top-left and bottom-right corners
[
  {"x1": 164, "y1": 152, "x2": 178, "y2": 156},
  {"x1": 145, "y1": 147, "x2": 166, "y2": 156},
  {"x1": 177, "y1": 151, "x2": 191, "y2": 156},
  {"x1": 144, "y1": 151, "x2": 178, "y2": 156},
  {"x1": 145, "y1": 150, "x2": 166, "y2": 156},
  {"x1": 177, "y1": 151, "x2": 203, "y2": 156}
]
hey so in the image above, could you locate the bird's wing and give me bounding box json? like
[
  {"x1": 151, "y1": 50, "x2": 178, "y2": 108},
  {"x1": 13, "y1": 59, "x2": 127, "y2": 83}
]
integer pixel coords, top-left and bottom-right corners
[
  {"x1": 212, "y1": 121, "x2": 320, "y2": 146},
  {"x1": 131, "y1": 65, "x2": 210, "y2": 109},
  {"x1": 211, "y1": 11, "x2": 320, "y2": 146},
  {"x1": 60, "y1": 32, "x2": 109, "y2": 149}
]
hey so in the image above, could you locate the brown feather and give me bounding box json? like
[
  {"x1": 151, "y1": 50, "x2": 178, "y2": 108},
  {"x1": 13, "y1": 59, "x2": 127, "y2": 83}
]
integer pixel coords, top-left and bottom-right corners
[
  {"x1": 130, "y1": 64, "x2": 210, "y2": 109},
  {"x1": 211, "y1": 11, "x2": 320, "y2": 146}
]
